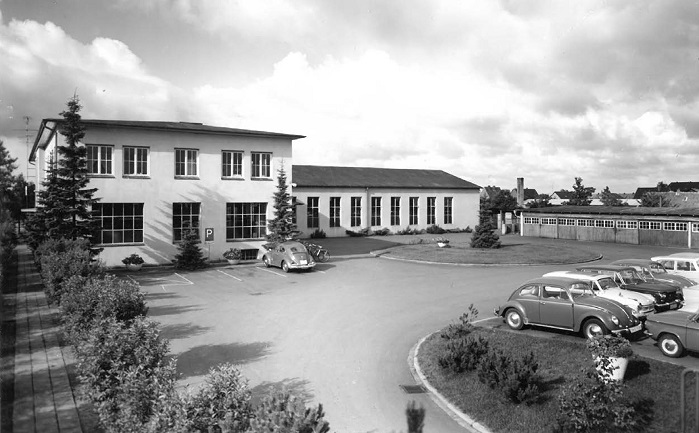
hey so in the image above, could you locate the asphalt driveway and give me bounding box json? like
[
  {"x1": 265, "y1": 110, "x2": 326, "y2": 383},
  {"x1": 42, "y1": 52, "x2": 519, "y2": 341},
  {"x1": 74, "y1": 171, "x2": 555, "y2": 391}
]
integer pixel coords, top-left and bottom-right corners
[{"x1": 130, "y1": 236, "x2": 699, "y2": 433}]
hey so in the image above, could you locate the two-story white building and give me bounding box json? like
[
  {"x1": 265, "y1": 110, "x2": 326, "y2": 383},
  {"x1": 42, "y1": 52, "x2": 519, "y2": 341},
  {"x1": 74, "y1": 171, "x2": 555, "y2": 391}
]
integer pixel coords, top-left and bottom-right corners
[{"x1": 30, "y1": 119, "x2": 304, "y2": 266}]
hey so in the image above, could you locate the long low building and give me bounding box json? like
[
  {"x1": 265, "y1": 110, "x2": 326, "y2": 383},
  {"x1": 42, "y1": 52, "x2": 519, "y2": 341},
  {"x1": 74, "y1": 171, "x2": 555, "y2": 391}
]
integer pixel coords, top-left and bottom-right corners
[{"x1": 519, "y1": 206, "x2": 699, "y2": 249}]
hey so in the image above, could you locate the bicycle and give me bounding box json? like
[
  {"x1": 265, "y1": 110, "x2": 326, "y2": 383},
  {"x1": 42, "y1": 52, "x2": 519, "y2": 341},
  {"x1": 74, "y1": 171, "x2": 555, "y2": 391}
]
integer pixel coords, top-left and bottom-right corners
[{"x1": 300, "y1": 241, "x2": 330, "y2": 263}]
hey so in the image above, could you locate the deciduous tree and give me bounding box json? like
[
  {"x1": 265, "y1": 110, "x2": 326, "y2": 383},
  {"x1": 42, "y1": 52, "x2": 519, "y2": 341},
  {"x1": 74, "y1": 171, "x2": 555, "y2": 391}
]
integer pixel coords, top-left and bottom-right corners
[
  {"x1": 567, "y1": 177, "x2": 595, "y2": 206},
  {"x1": 600, "y1": 186, "x2": 624, "y2": 206}
]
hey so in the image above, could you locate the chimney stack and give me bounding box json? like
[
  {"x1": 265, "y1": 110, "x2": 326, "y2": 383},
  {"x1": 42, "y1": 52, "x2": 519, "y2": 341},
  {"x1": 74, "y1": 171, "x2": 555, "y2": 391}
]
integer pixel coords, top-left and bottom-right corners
[{"x1": 517, "y1": 178, "x2": 524, "y2": 206}]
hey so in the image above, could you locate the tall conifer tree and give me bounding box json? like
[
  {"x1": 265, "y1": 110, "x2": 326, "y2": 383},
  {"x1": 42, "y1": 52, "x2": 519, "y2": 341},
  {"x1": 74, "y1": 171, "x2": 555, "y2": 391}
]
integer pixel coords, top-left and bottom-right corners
[{"x1": 266, "y1": 163, "x2": 299, "y2": 244}]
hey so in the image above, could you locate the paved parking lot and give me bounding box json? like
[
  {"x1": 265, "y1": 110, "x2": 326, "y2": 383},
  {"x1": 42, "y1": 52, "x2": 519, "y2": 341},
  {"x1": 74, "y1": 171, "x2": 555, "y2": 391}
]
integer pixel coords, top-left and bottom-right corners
[{"x1": 128, "y1": 238, "x2": 699, "y2": 433}]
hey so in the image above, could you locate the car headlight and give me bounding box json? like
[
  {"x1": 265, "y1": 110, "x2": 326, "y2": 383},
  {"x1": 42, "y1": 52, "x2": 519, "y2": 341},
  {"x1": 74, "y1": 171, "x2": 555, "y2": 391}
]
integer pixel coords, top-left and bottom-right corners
[{"x1": 611, "y1": 316, "x2": 620, "y2": 326}]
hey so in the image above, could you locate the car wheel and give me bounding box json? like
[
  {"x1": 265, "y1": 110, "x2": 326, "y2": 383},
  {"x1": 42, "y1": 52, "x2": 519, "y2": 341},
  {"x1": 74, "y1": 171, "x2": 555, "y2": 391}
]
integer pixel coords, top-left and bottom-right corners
[
  {"x1": 658, "y1": 334, "x2": 684, "y2": 358},
  {"x1": 504, "y1": 309, "x2": 524, "y2": 330},
  {"x1": 281, "y1": 261, "x2": 290, "y2": 273},
  {"x1": 582, "y1": 319, "x2": 609, "y2": 339},
  {"x1": 263, "y1": 256, "x2": 271, "y2": 268}
]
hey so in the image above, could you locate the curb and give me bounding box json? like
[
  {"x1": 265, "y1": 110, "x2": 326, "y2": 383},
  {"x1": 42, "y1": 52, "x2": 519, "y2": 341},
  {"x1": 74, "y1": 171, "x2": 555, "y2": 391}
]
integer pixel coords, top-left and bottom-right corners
[
  {"x1": 375, "y1": 251, "x2": 603, "y2": 267},
  {"x1": 407, "y1": 330, "x2": 492, "y2": 433}
]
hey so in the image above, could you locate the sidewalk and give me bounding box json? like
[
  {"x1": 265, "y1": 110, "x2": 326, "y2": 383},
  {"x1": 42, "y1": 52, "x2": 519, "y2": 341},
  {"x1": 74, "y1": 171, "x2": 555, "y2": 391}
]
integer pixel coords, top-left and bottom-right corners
[{"x1": 2, "y1": 245, "x2": 86, "y2": 433}]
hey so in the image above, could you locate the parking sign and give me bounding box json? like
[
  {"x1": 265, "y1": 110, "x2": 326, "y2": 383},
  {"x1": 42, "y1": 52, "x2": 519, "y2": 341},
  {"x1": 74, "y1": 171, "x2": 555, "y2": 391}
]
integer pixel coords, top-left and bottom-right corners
[{"x1": 205, "y1": 228, "x2": 214, "y2": 243}]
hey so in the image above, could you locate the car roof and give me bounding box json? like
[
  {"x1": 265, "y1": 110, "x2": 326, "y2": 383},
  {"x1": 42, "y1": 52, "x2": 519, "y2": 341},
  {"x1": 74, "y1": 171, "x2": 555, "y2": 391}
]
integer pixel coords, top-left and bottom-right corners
[
  {"x1": 544, "y1": 271, "x2": 609, "y2": 281},
  {"x1": 281, "y1": 241, "x2": 305, "y2": 248},
  {"x1": 662, "y1": 253, "x2": 699, "y2": 259},
  {"x1": 521, "y1": 276, "x2": 590, "y2": 287},
  {"x1": 576, "y1": 264, "x2": 635, "y2": 272},
  {"x1": 609, "y1": 259, "x2": 653, "y2": 266}
]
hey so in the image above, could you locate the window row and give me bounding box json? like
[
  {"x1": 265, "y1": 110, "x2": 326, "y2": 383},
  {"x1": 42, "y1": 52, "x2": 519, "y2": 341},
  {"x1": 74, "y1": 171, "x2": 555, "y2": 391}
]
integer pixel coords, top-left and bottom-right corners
[
  {"x1": 92, "y1": 202, "x2": 268, "y2": 245},
  {"x1": 524, "y1": 217, "x2": 697, "y2": 231},
  {"x1": 86, "y1": 145, "x2": 272, "y2": 180},
  {"x1": 304, "y1": 196, "x2": 454, "y2": 228}
]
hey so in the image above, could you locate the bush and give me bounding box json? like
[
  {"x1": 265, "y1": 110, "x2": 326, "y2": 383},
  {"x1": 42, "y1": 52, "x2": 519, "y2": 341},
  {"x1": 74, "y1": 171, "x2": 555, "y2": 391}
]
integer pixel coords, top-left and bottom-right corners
[
  {"x1": 477, "y1": 350, "x2": 540, "y2": 404},
  {"x1": 75, "y1": 317, "x2": 175, "y2": 432},
  {"x1": 248, "y1": 390, "x2": 330, "y2": 433},
  {"x1": 310, "y1": 229, "x2": 326, "y2": 239},
  {"x1": 396, "y1": 226, "x2": 419, "y2": 235},
  {"x1": 425, "y1": 225, "x2": 446, "y2": 234},
  {"x1": 185, "y1": 363, "x2": 253, "y2": 432},
  {"x1": 438, "y1": 335, "x2": 490, "y2": 373},
  {"x1": 38, "y1": 238, "x2": 98, "y2": 304},
  {"x1": 61, "y1": 274, "x2": 148, "y2": 344},
  {"x1": 441, "y1": 304, "x2": 478, "y2": 340},
  {"x1": 373, "y1": 227, "x2": 391, "y2": 236},
  {"x1": 345, "y1": 228, "x2": 369, "y2": 237}
]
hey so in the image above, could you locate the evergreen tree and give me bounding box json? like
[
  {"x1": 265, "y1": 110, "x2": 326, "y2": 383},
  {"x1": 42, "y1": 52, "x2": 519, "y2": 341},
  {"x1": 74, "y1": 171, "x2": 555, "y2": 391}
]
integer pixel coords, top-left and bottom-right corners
[
  {"x1": 567, "y1": 177, "x2": 595, "y2": 206},
  {"x1": 0, "y1": 140, "x2": 18, "y2": 214},
  {"x1": 470, "y1": 197, "x2": 501, "y2": 249},
  {"x1": 600, "y1": 186, "x2": 624, "y2": 206},
  {"x1": 173, "y1": 227, "x2": 208, "y2": 270},
  {"x1": 26, "y1": 96, "x2": 100, "y2": 249},
  {"x1": 266, "y1": 163, "x2": 299, "y2": 244}
]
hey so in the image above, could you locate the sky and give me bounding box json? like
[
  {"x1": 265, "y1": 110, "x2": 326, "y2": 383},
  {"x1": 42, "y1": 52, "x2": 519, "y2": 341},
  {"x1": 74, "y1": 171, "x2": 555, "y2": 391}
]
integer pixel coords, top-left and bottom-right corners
[{"x1": 1, "y1": 0, "x2": 698, "y2": 195}]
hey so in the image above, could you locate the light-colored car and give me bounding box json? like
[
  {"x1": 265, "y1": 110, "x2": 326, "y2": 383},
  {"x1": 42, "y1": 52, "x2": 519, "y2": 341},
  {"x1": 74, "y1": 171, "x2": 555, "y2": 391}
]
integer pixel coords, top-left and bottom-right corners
[
  {"x1": 494, "y1": 276, "x2": 643, "y2": 339},
  {"x1": 261, "y1": 241, "x2": 316, "y2": 272},
  {"x1": 543, "y1": 271, "x2": 655, "y2": 318},
  {"x1": 609, "y1": 259, "x2": 697, "y2": 289},
  {"x1": 651, "y1": 253, "x2": 699, "y2": 282},
  {"x1": 645, "y1": 308, "x2": 699, "y2": 357}
]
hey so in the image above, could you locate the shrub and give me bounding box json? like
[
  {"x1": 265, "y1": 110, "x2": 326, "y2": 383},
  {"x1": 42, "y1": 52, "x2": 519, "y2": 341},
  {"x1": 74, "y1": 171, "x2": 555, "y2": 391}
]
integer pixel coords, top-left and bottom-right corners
[
  {"x1": 345, "y1": 228, "x2": 369, "y2": 237},
  {"x1": 38, "y1": 238, "x2": 97, "y2": 304},
  {"x1": 61, "y1": 274, "x2": 148, "y2": 344},
  {"x1": 476, "y1": 350, "x2": 540, "y2": 404},
  {"x1": 408, "y1": 238, "x2": 425, "y2": 245},
  {"x1": 173, "y1": 228, "x2": 208, "y2": 270},
  {"x1": 396, "y1": 226, "x2": 419, "y2": 235},
  {"x1": 75, "y1": 317, "x2": 175, "y2": 432},
  {"x1": 441, "y1": 304, "x2": 478, "y2": 340},
  {"x1": 373, "y1": 227, "x2": 391, "y2": 236},
  {"x1": 425, "y1": 224, "x2": 446, "y2": 234},
  {"x1": 185, "y1": 363, "x2": 253, "y2": 432},
  {"x1": 438, "y1": 335, "x2": 490, "y2": 373},
  {"x1": 464, "y1": 226, "x2": 473, "y2": 233},
  {"x1": 310, "y1": 228, "x2": 326, "y2": 239},
  {"x1": 223, "y1": 248, "x2": 242, "y2": 261},
  {"x1": 121, "y1": 253, "x2": 144, "y2": 265},
  {"x1": 248, "y1": 390, "x2": 330, "y2": 433},
  {"x1": 587, "y1": 335, "x2": 633, "y2": 359}
]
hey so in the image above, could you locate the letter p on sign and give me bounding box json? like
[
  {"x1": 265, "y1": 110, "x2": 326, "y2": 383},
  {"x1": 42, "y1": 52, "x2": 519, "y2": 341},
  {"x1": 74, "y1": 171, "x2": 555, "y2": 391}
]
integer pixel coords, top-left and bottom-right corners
[{"x1": 205, "y1": 228, "x2": 214, "y2": 243}]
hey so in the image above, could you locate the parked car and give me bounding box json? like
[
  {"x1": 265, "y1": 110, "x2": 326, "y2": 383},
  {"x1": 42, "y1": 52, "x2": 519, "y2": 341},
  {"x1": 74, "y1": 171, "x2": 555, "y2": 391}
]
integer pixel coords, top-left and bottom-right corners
[
  {"x1": 645, "y1": 308, "x2": 699, "y2": 357},
  {"x1": 651, "y1": 253, "x2": 699, "y2": 282},
  {"x1": 576, "y1": 265, "x2": 684, "y2": 311},
  {"x1": 542, "y1": 271, "x2": 655, "y2": 318},
  {"x1": 494, "y1": 276, "x2": 643, "y2": 339},
  {"x1": 261, "y1": 241, "x2": 316, "y2": 272}
]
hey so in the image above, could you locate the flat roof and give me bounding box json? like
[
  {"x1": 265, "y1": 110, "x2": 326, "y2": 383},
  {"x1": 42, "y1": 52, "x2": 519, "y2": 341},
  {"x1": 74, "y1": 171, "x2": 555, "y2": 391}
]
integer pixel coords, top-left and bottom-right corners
[{"x1": 521, "y1": 205, "x2": 699, "y2": 218}]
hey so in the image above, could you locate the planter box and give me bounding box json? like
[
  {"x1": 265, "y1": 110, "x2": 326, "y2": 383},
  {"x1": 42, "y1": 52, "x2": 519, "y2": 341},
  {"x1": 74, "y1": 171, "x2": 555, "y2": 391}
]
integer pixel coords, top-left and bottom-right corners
[{"x1": 125, "y1": 263, "x2": 143, "y2": 271}]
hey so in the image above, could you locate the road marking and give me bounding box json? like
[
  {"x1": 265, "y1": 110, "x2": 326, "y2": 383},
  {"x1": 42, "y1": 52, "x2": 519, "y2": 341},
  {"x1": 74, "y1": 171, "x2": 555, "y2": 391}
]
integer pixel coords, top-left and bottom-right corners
[
  {"x1": 216, "y1": 269, "x2": 243, "y2": 282},
  {"x1": 256, "y1": 267, "x2": 287, "y2": 278},
  {"x1": 128, "y1": 273, "x2": 194, "y2": 292}
]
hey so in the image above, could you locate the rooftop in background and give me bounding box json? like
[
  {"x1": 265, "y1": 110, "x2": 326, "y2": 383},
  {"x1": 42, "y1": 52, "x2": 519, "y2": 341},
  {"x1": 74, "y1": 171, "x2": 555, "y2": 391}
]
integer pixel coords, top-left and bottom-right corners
[
  {"x1": 522, "y1": 205, "x2": 699, "y2": 217},
  {"x1": 292, "y1": 165, "x2": 480, "y2": 190},
  {"x1": 30, "y1": 118, "x2": 305, "y2": 161}
]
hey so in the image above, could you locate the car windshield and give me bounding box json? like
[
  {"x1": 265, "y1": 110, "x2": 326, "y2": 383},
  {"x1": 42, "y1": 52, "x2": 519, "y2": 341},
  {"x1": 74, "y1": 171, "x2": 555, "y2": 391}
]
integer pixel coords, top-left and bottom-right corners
[
  {"x1": 618, "y1": 269, "x2": 643, "y2": 284},
  {"x1": 635, "y1": 266, "x2": 653, "y2": 278},
  {"x1": 597, "y1": 277, "x2": 620, "y2": 291},
  {"x1": 650, "y1": 262, "x2": 668, "y2": 274}
]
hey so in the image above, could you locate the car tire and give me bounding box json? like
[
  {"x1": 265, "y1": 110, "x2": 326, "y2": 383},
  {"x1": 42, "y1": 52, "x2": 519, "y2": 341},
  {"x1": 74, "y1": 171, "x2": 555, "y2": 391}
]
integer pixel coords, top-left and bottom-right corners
[
  {"x1": 281, "y1": 261, "x2": 290, "y2": 273},
  {"x1": 658, "y1": 334, "x2": 684, "y2": 358},
  {"x1": 582, "y1": 318, "x2": 609, "y2": 339},
  {"x1": 263, "y1": 256, "x2": 271, "y2": 268},
  {"x1": 505, "y1": 309, "x2": 524, "y2": 330}
]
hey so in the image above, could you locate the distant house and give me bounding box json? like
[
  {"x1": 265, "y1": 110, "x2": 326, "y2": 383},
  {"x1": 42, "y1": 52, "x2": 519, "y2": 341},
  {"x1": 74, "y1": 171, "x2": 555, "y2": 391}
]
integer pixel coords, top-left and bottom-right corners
[
  {"x1": 550, "y1": 190, "x2": 574, "y2": 205},
  {"x1": 292, "y1": 165, "x2": 481, "y2": 236},
  {"x1": 480, "y1": 186, "x2": 501, "y2": 200},
  {"x1": 668, "y1": 181, "x2": 699, "y2": 192},
  {"x1": 509, "y1": 187, "x2": 539, "y2": 204},
  {"x1": 634, "y1": 187, "x2": 657, "y2": 200}
]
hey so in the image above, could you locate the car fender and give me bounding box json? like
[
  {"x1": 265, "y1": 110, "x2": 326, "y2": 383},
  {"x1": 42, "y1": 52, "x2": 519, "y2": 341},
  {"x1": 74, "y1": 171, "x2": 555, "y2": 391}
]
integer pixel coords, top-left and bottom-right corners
[{"x1": 497, "y1": 302, "x2": 530, "y2": 324}]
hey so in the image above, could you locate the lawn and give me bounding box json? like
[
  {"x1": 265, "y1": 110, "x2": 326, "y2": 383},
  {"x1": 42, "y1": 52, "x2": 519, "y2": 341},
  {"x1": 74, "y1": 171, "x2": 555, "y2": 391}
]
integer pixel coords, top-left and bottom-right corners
[
  {"x1": 418, "y1": 327, "x2": 691, "y2": 433},
  {"x1": 382, "y1": 240, "x2": 601, "y2": 264}
]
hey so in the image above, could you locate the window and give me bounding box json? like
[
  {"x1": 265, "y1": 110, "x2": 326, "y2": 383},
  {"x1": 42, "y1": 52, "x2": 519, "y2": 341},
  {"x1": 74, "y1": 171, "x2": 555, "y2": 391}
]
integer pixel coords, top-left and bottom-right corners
[
  {"x1": 93, "y1": 203, "x2": 144, "y2": 244},
  {"x1": 541, "y1": 218, "x2": 556, "y2": 225},
  {"x1": 391, "y1": 197, "x2": 401, "y2": 226},
  {"x1": 371, "y1": 197, "x2": 382, "y2": 226},
  {"x1": 175, "y1": 149, "x2": 198, "y2": 177},
  {"x1": 639, "y1": 221, "x2": 661, "y2": 230},
  {"x1": 222, "y1": 151, "x2": 243, "y2": 178},
  {"x1": 86, "y1": 145, "x2": 113, "y2": 175},
  {"x1": 351, "y1": 197, "x2": 361, "y2": 227},
  {"x1": 444, "y1": 197, "x2": 453, "y2": 224},
  {"x1": 409, "y1": 197, "x2": 419, "y2": 225},
  {"x1": 558, "y1": 218, "x2": 576, "y2": 226},
  {"x1": 693, "y1": 223, "x2": 699, "y2": 233},
  {"x1": 518, "y1": 285, "x2": 539, "y2": 298},
  {"x1": 524, "y1": 217, "x2": 540, "y2": 224},
  {"x1": 173, "y1": 202, "x2": 200, "y2": 242},
  {"x1": 427, "y1": 197, "x2": 436, "y2": 225},
  {"x1": 617, "y1": 221, "x2": 638, "y2": 229},
  {"x1": 307, "y1": 197, "x2": 319, "y2": 228},
  {"x1": 594, "y1": 220, "x2": 614, "y2": 228},
  {"x1": 663, "y1": 222, "x2": 688, "y2": 231},
  {"x1": 123, "y1": 146, "x2": 149, "y2": 176},
  {"x1": 226, "y1": 202, "x2": 267, "y2": 239},
  {"x1": 329, "y1": 197, "x2": 340, "y2": 228},
  {"x1": 251, "y1": 152, "x2": 271, "y2": 178},
  {"x1": 577, "y1": 219, "x2": 594, "y2": 227}
]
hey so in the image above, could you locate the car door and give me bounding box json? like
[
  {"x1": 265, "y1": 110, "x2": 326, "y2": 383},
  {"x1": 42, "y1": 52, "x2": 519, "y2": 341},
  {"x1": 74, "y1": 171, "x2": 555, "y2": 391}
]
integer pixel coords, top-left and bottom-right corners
[
  {"x1": 539, "y1": 284, "x2": 574, "y2": 329},
  {"x1": 687, "y1": 314, "x2": 699, "y2": 352},
  {"x1": 517, "y1": 284, "x2": 541, "y2": 324}
]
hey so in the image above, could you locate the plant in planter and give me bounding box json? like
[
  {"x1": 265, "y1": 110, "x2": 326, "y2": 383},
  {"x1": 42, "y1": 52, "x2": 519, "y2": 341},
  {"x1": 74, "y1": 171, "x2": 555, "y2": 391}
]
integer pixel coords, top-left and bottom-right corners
[
  {"x1": 587, "y1": 334, "x2": 633, "y2": 382},
  {"x1": 434, "y1": 237, "x2": 450, "y2": 248},
  {"x1": 223, "y1": 248, "x2": 242, "y2": 264},
  {"x1": 122, "y1": 253, "x2": 145, "y2": 271}
]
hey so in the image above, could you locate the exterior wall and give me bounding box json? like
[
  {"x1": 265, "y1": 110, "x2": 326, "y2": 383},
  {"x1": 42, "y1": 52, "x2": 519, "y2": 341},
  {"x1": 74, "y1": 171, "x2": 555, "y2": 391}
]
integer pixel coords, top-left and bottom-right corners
[
  {"x1": 522, "y1": 211, "x2": 699, "y2": 249},
  {"x1": 39, "y1": 125, "x2": 293, "y2": 266},
  {"x1": 293, "y1": 187, "x2": 480, "y2": 236}
]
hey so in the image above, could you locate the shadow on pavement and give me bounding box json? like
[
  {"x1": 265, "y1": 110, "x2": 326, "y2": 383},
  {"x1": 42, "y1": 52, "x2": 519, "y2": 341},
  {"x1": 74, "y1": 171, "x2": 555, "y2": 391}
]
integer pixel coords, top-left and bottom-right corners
[
  {"x1": 176, "y1": 341, "x2": 272, "y2": 378},
  {"x1": 160, "y1": 322, "x2": 212, "y2": 341},
  {"x1": 249, "y1": 377, "x2": 314, "y2": 405}
]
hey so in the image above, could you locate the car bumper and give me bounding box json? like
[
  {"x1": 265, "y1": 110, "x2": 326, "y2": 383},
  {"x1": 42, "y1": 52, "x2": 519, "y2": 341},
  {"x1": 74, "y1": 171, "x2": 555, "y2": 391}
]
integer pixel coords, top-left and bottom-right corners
[
  {"x1": 288, "y1": 262, "x2": 316, "y2": 270},
  {"x1": 611, "y1": 323, "x2": 644, "y2": 336},
  {"x1": 655, "y1": 300, "x2": 683, "y2": 311}
]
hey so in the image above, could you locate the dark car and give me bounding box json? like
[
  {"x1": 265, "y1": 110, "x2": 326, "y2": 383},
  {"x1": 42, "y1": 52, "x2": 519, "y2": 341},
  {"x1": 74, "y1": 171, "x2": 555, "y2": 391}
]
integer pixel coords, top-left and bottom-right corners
[
  {"x1": 576, "y1": 265, "x2": 684, "y2": 311},
  {"x1": 261, "y1": 241, "x2": 316, "y2": 272},
  {"x1": 645, "y1": 308, "x2": 699, "y2": 357},
  {"x1": 609, "y1": 259, "x2": 697, "y2": 289},
  {"x1": 494, "y1": 277, "x2": 643, "y2": 339}
]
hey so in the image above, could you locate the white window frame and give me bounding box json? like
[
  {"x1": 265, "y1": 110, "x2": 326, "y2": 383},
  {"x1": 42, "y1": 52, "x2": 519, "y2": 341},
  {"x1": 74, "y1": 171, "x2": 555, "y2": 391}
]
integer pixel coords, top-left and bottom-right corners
[
  {"x1": 443, "y1": 197, "x2": 453, "y2": 225},
  {"x1": 87, "y1": 144, "x2": 113, "y2": 175},
  {"x1": 222, "y1": 150, "x2": 243, "y2": 178},
  {"x1": 663, "y1": 222, "x2": 688, "y2": 231},
  {"x1": 524, "y1": 217, "x2": 540, "y2": 224},
  {"x1": 123, "y1": 146, "x2": 149, "y2": 176},
  {"x1": 616, "y1": 221, "x2": 638, "y2": 229},
  {"x1": 251, "y1": 152, "x2": 272, "y2": 179},
  {"x1": 329, "y1": 197, "x2": 341, "y2": 228},
  {"x1": 558, "y1": 218, "x2": 575, "y2": 226},
  {"x1": 541, "y1": 218, "x2": 556, "y2": 225},
  {"x1": 693, "y1": 223, "x2": 699, "y2": 233},
  {"x1": 175, "y1": 148, "x2": 198, "y2": 177}
]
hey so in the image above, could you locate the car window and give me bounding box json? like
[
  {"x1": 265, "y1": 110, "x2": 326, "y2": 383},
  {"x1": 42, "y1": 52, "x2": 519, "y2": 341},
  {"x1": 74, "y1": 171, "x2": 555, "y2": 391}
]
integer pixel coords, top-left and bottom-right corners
[
  {"x1": 657, "y1": 260, "x2": 675, "y2": 270},
  {"x1": 597, "y1": 277, "x2": 619, "y2": 290},
  {"x1": 542, "y1": 285, "x2": 569, "y2": 300},
  {"x1": 677, "y1": 261, "x2": 695, "y2": 271},
  {"x1": 650, "y1": 263, "x2": 667, "y2": 273},
  {"x1": 569, "y1": 283, "x2": 592, "y2": 298},
  {"x1": 518, "y1": 285, "x2": 539, "y2": 298}
]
